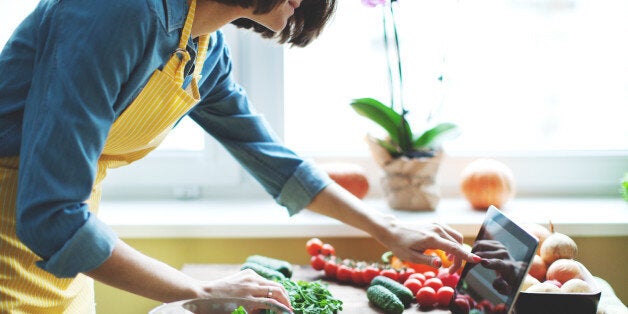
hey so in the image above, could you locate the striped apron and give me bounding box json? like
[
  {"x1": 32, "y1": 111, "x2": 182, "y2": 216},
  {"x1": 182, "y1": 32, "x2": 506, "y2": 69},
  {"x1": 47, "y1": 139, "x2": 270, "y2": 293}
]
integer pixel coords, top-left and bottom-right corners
[{"x1": 0, "y1": 0, "x2": 208, "y2": 312}]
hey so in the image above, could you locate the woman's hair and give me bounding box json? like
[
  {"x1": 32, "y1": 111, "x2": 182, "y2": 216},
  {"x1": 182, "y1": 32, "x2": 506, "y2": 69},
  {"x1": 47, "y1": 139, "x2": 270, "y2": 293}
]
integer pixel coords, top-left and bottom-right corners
[{"x1": 213, "y1": 0, "x2": 337, "y2": 47}]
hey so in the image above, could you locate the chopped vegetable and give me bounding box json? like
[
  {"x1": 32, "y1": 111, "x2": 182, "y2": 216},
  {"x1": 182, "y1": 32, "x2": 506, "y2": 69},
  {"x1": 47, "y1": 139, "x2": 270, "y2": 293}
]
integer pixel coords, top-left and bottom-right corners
[
  {"x1": 278, "y1": 278, "x2": 343, "y2": 314},
  {"x1": 231, "y1": 306, "x2": 247, "y2": 314}
]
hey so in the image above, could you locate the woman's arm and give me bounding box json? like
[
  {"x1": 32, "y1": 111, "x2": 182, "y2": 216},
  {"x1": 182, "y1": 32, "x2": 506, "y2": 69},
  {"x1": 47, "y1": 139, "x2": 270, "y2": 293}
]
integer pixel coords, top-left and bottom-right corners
[
  {"x1": 305, "y1": 183, "x2": 481, "y2": 271},
  {"x1": 86, "y1": 239, "x2": 293, "y2": 311}
]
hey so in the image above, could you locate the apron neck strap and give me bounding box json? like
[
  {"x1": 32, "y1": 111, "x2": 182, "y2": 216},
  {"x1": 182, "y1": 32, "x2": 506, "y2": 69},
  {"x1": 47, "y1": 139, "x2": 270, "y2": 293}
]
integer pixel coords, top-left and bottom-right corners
[{"x1": 178, "y1": 0, "x2": 197, "y2": 50}]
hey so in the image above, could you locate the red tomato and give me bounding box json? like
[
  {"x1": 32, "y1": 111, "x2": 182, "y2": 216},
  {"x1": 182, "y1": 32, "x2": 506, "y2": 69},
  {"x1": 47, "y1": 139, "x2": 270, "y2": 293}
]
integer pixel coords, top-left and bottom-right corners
[
  {"x1": 336, "y1": 265, "x2": 353, "y2": 282},
  {"x1": 350, "y1": 268, "x2": 366, "y2": 286},
  {"x1": 423, "y1": 271, "x2": 436, "y2": 279},
  {"x1": 408, "y1": 272, "x2": 426, "y2": 284},
  {"x1": 453, "y1": 297, "x2": 470, "y2": 314},
  {"x1": 424, "y1": 277, "x2": 443, "y2": 291},
  {"x1": 379, "y1": 269, "x2": 399, "y2": 282},
  {"x1": 435, "y1": 286, "x2": 455, "y2": 307},
  {"x1": 493, "y1": 303, "x2": 507, "y2": 314},
  {"x1": 403, "y1": 278, "x2": 423, "y2": 295},
  {"x1": 437, "y1": 269, "x2": 460, "y2": 288},
  {"x1": 324, "y1": 260, "x2": 338, "y2": 279},
  {"x1": 362, "y1": 266, "x2": 380, "y2": 284},
  {"x1": 321, "y1": 243, "x2": 336, "y2": 256},
  {"x1": 398, "y1": 267, "x2": 416, "y2": 283},
  {"x1": 416, "y1": 286, "x2": 437, "y2": 308},
  {"x1": 310, "y1": 254, "x2": 326, "y2": 271},
  {"x1": 306, "y1": 238, "x2": 323, "y2": 256}
]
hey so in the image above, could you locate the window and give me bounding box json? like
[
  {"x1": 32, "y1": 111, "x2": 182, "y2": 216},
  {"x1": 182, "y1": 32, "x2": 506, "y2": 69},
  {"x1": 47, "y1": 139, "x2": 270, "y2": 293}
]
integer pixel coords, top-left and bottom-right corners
[
  {"x1": 3, "y1": 1, "x2": 626, "y2": 200},
  {"x1": 281, "y1": 0, "x2": 628, "y2": 197}
]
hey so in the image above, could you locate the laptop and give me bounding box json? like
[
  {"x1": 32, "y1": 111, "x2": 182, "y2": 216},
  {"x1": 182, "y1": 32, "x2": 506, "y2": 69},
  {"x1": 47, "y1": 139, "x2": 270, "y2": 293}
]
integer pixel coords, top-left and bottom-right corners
[{"x1": 450, "y1": 205, "x2": 539, "y2": 314}]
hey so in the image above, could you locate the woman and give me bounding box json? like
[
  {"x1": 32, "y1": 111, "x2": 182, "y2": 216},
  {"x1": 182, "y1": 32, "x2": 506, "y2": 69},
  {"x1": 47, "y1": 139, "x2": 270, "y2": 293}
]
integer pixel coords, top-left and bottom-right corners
[{"x1": 0, "y1": 0, "x2": 481, "y2": 312}]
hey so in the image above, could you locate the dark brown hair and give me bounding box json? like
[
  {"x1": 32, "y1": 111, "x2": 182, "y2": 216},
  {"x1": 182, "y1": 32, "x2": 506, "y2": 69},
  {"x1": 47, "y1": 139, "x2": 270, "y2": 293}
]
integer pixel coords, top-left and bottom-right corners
[{"x1": 212, "y1": 0, "x2": 337, "y2": 47}]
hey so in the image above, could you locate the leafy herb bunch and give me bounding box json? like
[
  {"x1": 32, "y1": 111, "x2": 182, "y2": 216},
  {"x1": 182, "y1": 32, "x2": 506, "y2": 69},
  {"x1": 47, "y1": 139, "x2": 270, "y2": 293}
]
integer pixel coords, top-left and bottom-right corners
[{"x1": 351, "y1": 0, "x2": 459, "y2": 159}]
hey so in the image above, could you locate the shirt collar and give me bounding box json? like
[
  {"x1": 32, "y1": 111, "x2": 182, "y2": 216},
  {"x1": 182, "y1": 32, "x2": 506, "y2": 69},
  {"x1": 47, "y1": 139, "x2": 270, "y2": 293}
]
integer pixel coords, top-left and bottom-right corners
[{"x1": 164, "y1": 0, "x2": 189, "y2": 33}]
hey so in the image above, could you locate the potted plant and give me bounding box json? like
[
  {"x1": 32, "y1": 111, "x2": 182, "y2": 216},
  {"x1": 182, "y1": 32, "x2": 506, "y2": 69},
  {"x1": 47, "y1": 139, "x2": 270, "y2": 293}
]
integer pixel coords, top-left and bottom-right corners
[{"x1": 351, "y1": 0, "x2": 459, "y2": 211}]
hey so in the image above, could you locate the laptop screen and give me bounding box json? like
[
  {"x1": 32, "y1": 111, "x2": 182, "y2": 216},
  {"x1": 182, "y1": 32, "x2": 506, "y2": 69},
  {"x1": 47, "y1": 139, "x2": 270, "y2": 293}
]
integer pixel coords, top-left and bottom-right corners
[{"x1": 450, "y1": 206, "x2": 539, "y2": 314}]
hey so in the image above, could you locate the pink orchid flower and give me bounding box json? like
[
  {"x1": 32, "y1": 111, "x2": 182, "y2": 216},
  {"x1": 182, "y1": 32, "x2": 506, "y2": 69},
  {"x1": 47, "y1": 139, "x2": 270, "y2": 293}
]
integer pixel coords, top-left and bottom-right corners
[{"x1": 362, "y1": 0, "x2": 387, "y2": 7}]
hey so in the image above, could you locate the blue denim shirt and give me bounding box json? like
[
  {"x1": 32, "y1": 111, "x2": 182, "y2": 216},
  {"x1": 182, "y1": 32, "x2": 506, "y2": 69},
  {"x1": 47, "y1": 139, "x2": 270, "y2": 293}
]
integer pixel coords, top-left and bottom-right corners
[{"x1": 0, "y1": 0, "x2": 331, "y2": 278}]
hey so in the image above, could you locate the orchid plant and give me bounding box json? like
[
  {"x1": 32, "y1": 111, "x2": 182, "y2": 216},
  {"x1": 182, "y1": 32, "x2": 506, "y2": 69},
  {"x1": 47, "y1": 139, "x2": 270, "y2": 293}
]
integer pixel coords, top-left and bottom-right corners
[{"x1": 351, "y1": 0, "x2": 459, "y2": 159}]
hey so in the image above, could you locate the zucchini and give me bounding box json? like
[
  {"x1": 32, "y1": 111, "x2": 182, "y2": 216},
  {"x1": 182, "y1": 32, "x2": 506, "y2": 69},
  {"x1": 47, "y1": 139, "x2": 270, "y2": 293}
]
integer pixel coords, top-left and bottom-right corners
[
  {"x1": 240, "y1": 262, "x2": 286, "y2": 281},
  {"x1": 370, "y1": 275, "x2": 414, "y2": 307},
  {"x1": 367, "y1": 285, "x2": 404, "y2": 314},
  {"x1": 245, "y1": 255, "x2": 293, "y2": 278}
]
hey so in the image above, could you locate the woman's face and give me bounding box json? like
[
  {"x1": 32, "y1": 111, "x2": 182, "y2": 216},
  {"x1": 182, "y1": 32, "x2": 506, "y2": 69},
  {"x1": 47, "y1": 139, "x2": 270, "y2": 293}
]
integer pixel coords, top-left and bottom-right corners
[{"x1": 244, "y1": 0, "x2": 302, "y2": 32}]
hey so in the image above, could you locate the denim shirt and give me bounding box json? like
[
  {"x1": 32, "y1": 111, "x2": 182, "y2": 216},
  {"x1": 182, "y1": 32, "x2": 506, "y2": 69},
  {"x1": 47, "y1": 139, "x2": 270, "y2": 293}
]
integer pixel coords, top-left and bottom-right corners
[{"x1": 0, "y1": 0, "x2": 331, "y2": 278}]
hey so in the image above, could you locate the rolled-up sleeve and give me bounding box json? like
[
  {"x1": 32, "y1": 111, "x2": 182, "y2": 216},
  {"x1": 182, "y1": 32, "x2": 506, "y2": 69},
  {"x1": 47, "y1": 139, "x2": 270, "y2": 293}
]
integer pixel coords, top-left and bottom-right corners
[{"x1": 190, "y1": 32, "x2": 332, "y2": 216}]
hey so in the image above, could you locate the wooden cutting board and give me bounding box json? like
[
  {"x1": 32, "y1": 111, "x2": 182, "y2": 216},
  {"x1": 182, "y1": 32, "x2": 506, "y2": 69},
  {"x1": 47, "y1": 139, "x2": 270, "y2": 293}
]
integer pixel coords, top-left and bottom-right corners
[{"x1": 181, "y1": 264, "x2": 452, "y2": 314}]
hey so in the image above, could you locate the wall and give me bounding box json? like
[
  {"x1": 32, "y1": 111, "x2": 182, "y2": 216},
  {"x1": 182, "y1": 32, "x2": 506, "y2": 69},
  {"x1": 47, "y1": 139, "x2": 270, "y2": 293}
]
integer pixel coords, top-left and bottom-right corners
[{"x1": 95, "y1": 236, "x2": 627, "y2": 313}]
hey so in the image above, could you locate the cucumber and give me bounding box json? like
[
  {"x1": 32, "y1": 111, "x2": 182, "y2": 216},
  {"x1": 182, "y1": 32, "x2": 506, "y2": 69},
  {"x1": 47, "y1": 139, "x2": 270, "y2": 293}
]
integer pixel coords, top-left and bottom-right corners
[
  {"x1": 367, "y1": 285, "x2": 404, "y2": 314},
  {"x1": 240, "y1": 262, "x2": 286, "y2": 281},
  {"x1": 370, "y1": 275, "x2": 414, "y2": 307},
  {"x1": 245, "y1": 255, "x2": 293, "y2": 278}
]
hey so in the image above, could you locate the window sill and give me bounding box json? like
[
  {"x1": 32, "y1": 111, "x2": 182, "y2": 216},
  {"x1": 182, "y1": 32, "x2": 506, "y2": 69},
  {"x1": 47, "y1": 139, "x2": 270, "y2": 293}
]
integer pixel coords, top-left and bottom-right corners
[{"x1": 98, "y1": 197, "x2": 628, "y2": 239}]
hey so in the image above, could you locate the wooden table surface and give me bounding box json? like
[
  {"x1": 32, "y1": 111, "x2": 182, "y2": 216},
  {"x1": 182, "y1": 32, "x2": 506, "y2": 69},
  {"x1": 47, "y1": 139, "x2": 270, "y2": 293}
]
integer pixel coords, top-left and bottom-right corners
[{"x1": 182, "y1": 264, "x2": 451, "y2": 314}]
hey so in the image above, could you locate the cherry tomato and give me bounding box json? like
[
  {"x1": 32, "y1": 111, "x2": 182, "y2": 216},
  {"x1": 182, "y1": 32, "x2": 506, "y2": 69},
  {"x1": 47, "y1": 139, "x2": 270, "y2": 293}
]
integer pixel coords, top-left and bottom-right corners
[
  {"x1": 424, "y1": 277, "x2": 444, "y2": 291},
  {"x1": 408, "y1": 272, "x2": 426, "y2": 284},
  {"x1": 306, "y1": 238, "x2": 323, "y2": 256},
  {"x1": 310, "y1": 254, "x2": 326, "y2": 271},
  {"x1": 403, "y1": 278, "x2": 423, "y2": 295},
  {"x1": 423, "y1": 271, "x2": 436, "y2": 279},
  {"x1": 452, "y1": 297, "x2": 470, "y2": 314},
  {"x1": 336, "y1": 264, "x2": 353, "y2": 282},
  {"x1": 416, "y1": 286, "x2": 437, "y2": 308},
  {"x1": 437, "y1": 268, "x2": 460, "y2": 288},
  {"x1": 398, "y1": 267, "x2": 416, "y2": 283},
  {"x1": 321, "y1": 243, "x2": 336, "y2": 256},
  {"x1": 379, "y1": 269, "x2": 400, "y2": 282},
  {"x1": 351, "y1": 268, "x2": 366, "y2": 286},
  {"x1": 362, "y1": 266, "x2": 380, "y2": 284},
  {"x1": 493, "y1": 303, "x2": 507, "y2": 314},
  {"x1": 324, "y1": 260, "x2": 338, "y2": 279},
  {"x1": 435, "y1": 286, "x2": 454, "y2": 307}
]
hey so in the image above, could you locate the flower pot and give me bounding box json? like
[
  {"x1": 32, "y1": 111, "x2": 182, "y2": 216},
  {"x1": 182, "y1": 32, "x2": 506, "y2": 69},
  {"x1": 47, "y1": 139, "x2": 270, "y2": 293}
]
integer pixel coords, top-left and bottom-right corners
[{"x1": 366, "y1": 135, "x2": 443, "y2": 211}]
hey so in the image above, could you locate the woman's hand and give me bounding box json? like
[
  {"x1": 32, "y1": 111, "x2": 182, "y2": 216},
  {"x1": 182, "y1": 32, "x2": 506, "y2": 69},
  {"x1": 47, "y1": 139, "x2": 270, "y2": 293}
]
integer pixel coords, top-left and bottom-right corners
[
  {"x1": 379, "y1": 218, "x2": 482, "y2": 274},
  {"x1": 199, "y1": 269, "x2": 293, "y2": 313}
]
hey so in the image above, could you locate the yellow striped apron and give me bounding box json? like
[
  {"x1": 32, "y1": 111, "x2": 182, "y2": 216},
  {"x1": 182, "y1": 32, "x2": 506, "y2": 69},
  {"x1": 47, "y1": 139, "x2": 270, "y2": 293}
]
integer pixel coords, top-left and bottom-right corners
[{"x1": 0, "y1": 0, "x2": 208, "y2": 312}]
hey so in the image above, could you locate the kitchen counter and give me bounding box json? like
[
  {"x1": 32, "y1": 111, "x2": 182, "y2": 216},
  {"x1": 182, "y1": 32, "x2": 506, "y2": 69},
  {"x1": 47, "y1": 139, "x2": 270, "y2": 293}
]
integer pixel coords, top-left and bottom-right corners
[{"x1": 181, "y1": 264, "x2": 452, "y2": 314}]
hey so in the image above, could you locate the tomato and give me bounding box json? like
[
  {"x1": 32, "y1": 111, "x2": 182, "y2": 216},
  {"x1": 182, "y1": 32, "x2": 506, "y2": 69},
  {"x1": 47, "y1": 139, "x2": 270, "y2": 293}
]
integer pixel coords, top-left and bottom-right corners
[
  {"x1": 336, "y1": 264, "x2": 353, "y2": 282},
  {"x1": 324, "y1": 260, "x2": 338, "y2": 279},
  {"x1": 403, "y1": 278, "x2": 423, "y2": 295},
  {"x1": 310, "y1": 254, "x2": 326, "y2": 271},
  {"x1": 321, "y1": 243, "x2": 336, "y2": 256},
  {"x1": 398, "y1": 267, "x2": 416, "y2": 283},
  {"x1": 423, "y1": 271, "x2": 436, "y2": 279},
  {"x1": 362, "y1": 266, "x2": 380, "y2": 284},
  {"x1": 493, "y1": 303, "x2": 507, "y2": 314},
  {"x1": 416, "y1": 286, "x2": 437, "y2": 308},
  {"x1": 379, "y1": 268, "x2": 399, "y2": 282},
  {"x1": 452, "y1": 297, "x2": 470, "y2": 314},
  {"x1": 306, "y1": 238, "x2": 323, "y2": 256},
  {"x1": 424, "y1": 277, "x2": 443, "y2": 291},
  {"x1": 350, "y1": 268, "x2": 366, "y2": 286},
  {"x1": 435, "y1": 286, "x2": 454, "y2": 307},
  {"x1": 437, "y1": 268, "x2": 460, "y2": 288},
  {"x1": 408, "y1": 272, "x2": 426, "y2": 284}
]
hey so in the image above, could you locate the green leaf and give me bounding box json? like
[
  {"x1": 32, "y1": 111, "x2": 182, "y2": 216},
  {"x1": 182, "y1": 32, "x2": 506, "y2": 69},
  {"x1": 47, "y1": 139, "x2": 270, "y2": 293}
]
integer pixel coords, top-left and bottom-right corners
[
  {"x1": 350, "y1": 98, "x2": 412, "y2": 149},
  {"x1": 413, "y1": 122, "x2": 459, "y2": 150}
]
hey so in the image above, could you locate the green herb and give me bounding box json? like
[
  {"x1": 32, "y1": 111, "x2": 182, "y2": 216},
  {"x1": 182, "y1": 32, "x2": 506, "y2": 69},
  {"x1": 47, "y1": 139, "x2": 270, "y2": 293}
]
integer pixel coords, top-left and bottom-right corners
[
  {"x1": 278, "y1": 279, "x2": 343, "y2": 314},
  {"x1": 231, "y1": 306, "x2": 247, "y2": 314},
  {"x1": 622, "y1": 173, "x2": 628, "y2": 201}
]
